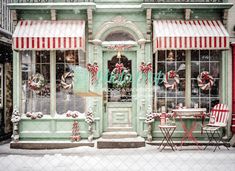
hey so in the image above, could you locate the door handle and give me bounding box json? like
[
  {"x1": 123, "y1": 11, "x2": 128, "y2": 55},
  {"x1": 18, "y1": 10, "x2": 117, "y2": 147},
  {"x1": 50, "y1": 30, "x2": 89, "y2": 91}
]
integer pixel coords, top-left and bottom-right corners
[{"x1": 103, "y1": 90, "x2": 107, "y2": 113}]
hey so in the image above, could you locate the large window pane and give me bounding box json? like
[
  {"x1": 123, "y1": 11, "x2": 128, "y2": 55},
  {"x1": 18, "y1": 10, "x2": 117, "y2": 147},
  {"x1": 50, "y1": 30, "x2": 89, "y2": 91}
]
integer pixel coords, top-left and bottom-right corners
[
  {"x1": 21, "y1": 51, "x2": 50, "y2": 114},
  {"x1": 56, "y1": 50, "x2": 86, "y2": 114},
  {"x1": 191, "y1": 50, "x2": 221, "y2": 111},
  {"x1": 155, "y1": 50, "x2": 186, "y2": 112}
]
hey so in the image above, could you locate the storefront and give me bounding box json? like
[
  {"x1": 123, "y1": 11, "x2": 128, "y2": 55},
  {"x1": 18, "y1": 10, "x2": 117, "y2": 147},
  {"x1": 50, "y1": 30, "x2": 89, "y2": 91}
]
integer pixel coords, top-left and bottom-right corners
[{"x1": 8, "y1": 0, "x2": 233, "y2": 148}]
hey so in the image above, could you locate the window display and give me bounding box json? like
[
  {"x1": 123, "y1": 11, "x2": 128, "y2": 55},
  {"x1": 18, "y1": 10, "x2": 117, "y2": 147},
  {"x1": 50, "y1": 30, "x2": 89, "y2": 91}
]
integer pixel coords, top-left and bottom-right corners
[
  {"x1": 154, "y1": 50, "x2": 221, "y2": 112},
  {"x1": 21, "y1": 51, "x2": 50, "y2": 114}
]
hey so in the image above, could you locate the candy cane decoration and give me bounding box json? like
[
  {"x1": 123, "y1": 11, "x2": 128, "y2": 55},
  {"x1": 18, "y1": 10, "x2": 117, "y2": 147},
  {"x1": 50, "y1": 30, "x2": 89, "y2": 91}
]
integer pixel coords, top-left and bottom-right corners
[
  {"x1": 140, "y1": 62, "x2": 152, "y2": 85},
  {"x1": 164, "y1": 70, "x2": 180, "y2": 90},
  {"x1": 87, "y1": 62, "x2": 99, "y2": 84},
  {"x1": 197, "y1": 71, "x2": 214, "y2": 90}
]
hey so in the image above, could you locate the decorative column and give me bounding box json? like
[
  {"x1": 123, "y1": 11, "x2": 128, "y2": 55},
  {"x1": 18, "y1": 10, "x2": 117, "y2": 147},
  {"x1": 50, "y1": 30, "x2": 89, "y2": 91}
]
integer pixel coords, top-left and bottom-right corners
[{"x1": 231, "y1": 43, "x2": 235, "y2": 134}]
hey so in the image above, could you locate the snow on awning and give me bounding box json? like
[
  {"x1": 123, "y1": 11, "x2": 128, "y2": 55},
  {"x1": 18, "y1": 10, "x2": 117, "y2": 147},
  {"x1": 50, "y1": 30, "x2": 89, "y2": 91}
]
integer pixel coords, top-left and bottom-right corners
[
  {"x1": 12, "y1": 20, "x2": 85, "y2": 51},
  {"x1": 153, "y1": 20, "x2": 229, "y2": 52}
]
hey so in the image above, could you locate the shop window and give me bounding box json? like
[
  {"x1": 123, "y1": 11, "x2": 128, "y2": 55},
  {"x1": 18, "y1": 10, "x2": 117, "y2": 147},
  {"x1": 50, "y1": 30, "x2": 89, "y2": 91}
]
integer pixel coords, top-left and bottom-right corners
[
  {"x1": 191, "y1": 50, "x2": 221, "y2": 111},
  {"x1": 154, "y1": 50, "x2": 221, "y2": 112},
  {"x1": 21, "y1": 51, "x2": 50, "y2": 114},
  {"x1": 56, "y1": 50, "x2": 85, "y2": 114},
  {"x1": 155, "y1": 50, "x2": 186, "y2": 113}
]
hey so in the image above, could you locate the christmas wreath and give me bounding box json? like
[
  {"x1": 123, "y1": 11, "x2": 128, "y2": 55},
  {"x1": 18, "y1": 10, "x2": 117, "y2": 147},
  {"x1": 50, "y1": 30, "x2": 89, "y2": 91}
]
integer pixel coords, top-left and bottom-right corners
[
  {"x1": 164, "y1": 70, "x2": 180, "y2": 90},
  {"x1": 197, "y1": 71, "x2": 214, "y2": 90},
  {"x1": 108, "y1": 63, "x2": 132, "y2": 88},
  {"x1": 28, "y1": 73, "x2": 45, "y2": 93},
  {"x1": 61, "y1": 71, "x2": 74, "y2": 92}
]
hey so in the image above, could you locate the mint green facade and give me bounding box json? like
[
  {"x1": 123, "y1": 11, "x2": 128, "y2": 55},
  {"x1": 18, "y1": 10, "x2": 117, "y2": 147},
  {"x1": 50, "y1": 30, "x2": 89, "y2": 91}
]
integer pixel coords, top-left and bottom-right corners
[{"x1": 8, "y1": 0, "x2": 233, "y2": 143}]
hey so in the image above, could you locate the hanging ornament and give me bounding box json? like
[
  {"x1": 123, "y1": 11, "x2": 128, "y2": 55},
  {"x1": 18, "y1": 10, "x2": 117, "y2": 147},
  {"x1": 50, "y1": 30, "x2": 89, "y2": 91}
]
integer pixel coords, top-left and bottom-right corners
[
  {"x1": 87, "y1": 62, "x2": 99, "y2": 84},
  {"x1": 164, "y1": 70, "x2": 180, "y2": 90},
  {"x1": 140, "y1": 62, "x2": 152, "y2": 85},
  {"x1": 28, "y1": 73, "x2": 45, "y2": 93},
  {"x1": 71, "y1": 121, "x2": 81, "y2": 142},
  {"x1": 197, "y1": 71, "x2": 214, "y2": 90},
  {"x1": 61, "y1": 71, "x2": 74, "y2": 92}
]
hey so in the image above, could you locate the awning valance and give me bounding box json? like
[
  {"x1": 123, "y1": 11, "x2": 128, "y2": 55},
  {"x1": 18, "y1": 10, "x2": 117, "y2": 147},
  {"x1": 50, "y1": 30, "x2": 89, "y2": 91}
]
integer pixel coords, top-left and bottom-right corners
[
  {"x1": 12, "y1": 20, "x2": 85, "y2": 51},
  {"x1": 153, "y1": 20, "x2": 229, "y2": 52}
]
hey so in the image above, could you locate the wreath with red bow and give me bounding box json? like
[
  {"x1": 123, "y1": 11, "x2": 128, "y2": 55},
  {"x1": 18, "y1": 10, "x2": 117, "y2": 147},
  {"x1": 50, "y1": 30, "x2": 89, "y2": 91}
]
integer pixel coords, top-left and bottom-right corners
[
  {"x1": 87, "y1": 62, "x2": 99, "y2": 84},
  {"x1": 140, "y1": 62, "x2": 152, "y2": 85},
  {"x1": 28, "y1": 73, "x2": 45, "y2": 93},
  {"x1": 164, "y1": 70, "x2": 180, "y2": 90},
  {"x1": 108, "y1": 63, "x2": 131, "y2": 88},
  {"x1": 197, "y1": 71, "x2": 214, "y2": 90}
]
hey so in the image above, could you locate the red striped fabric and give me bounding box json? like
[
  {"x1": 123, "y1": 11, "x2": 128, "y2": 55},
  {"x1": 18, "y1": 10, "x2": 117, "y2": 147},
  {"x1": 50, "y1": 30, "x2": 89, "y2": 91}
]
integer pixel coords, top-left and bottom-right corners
[
  {"x1": 12, "y1": 20, "x2": 85, "y2": 51},
  {"x1": 153, "y1": 20, "x2": 229, "y2": 51}
]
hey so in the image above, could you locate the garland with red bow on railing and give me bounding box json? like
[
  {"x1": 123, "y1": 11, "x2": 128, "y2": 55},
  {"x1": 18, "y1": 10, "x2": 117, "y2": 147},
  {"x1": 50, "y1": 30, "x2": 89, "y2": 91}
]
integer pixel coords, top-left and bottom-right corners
[
  {"x1": 140, "y1": 62, "x2": 152, "y2": 85},
  {"x1": 197, "y1": 71, "x2": 214, "y2": 90},
  {"x1": 87, "y1": 62, "x2": 99, "y2": 85},
  {"x1": 164, "y1": 70, "x2": 180, "y2": 90}
]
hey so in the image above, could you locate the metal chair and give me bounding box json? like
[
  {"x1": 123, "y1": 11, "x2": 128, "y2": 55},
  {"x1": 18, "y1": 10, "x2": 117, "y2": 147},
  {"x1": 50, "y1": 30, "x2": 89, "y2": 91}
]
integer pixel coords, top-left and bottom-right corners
[{"x1": 203, "y1": 104, "x2": 230, "y2": 152}]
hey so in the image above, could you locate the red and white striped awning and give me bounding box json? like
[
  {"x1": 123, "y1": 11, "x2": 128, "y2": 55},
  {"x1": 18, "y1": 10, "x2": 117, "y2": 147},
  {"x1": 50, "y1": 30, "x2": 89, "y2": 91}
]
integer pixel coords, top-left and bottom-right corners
[
  {"x1": 12, "y1": 20, "x2": 85, "y2": 51},
  {"x1": 153, "y1": 20, "x2": 229, "y2": 52}
]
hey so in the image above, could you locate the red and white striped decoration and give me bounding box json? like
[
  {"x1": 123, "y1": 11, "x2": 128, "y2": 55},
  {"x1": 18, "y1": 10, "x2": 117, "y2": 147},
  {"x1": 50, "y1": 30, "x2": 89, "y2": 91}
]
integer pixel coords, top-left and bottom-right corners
[
  {"x1": 153, "y1": 20, "x2": 229, "y2": 51},
  {"x1": 12, "y1": 20, "x2": 85, "y2": 51},
  {"x1": 208, "y1": 104, "x2": 229, "y2": 127}
]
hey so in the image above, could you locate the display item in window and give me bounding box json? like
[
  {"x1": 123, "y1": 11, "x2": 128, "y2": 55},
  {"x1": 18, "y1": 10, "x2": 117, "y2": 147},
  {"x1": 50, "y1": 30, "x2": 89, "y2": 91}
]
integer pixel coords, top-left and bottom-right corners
[
  {"x1": 164, "y1": 70, "x2": 179, "y2": 90},
  {"x1": 61, "y1": 71, "x2": 74, "y2": 93},
  {"x1": 28, "y1": 73, "x2": 45, "y2": 93},
  {"x1": 197, "y1": 71, "x2": 214, "y2": 90}
]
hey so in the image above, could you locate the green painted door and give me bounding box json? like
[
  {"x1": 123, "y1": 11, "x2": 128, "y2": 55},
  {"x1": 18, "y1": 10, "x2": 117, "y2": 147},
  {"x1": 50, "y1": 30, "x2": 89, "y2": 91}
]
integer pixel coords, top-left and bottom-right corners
[{"x1": 103, "y1": 51, "x2": 137, "y2": 132}]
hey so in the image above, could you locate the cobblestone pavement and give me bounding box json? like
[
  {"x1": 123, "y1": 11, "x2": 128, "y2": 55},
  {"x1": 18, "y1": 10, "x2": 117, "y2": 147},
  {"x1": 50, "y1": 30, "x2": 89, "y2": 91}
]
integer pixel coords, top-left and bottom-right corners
[{"x1": 0, "y1": 143, "x2": 235, "y2": 171}]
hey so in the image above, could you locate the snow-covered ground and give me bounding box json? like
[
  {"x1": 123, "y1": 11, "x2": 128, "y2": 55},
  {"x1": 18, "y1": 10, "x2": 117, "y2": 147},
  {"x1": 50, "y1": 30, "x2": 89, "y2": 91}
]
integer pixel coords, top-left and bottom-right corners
[{"x1": 0, "y1": 143, "x2": 235, "y2": 171}]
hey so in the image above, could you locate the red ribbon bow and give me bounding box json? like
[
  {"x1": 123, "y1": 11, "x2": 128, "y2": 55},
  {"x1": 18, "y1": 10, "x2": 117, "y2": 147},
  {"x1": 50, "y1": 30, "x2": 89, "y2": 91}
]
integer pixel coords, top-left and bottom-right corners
[
  {"x1": 169, "y1": 71, "x2": 176, "y2": 78},
  {"x1": 115, "y1": 63, "x2": 124, "y2": 74}
]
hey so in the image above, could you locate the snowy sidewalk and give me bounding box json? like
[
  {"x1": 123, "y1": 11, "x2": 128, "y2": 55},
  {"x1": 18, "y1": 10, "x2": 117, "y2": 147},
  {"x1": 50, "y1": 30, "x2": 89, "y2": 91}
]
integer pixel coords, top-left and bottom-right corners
[{"x1": 0, "y1": 143, "x2": 235, "y2": 171}]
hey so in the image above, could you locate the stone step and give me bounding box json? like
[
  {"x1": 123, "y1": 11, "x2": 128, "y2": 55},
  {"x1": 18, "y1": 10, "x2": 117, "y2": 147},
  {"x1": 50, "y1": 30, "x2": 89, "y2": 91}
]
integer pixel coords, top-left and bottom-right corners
[
  {"x1": 102, "y1": 131, "x2": 138, "y2": 139},
  {"x1": 106, "y1": 127, "x2": 133, "y2": 132},
  {"x1": 97, "y1": 137, "x2": 145, "y2": 149},
  {"x1": 10, "y1": 140, "x2": 94, "y2": 149}
]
